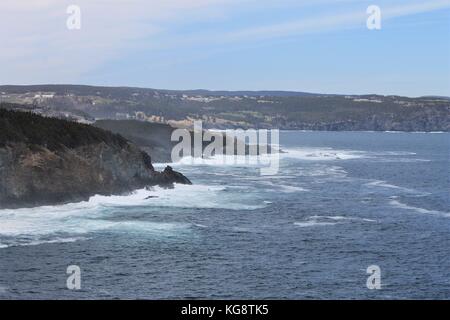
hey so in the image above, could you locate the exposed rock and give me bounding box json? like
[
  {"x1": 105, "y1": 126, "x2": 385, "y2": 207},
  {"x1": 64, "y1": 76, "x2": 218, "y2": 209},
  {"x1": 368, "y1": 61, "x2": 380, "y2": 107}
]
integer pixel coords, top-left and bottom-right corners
[
  {"x1": 0, "y1": 109, "x2": 191, "y2": 209},
  {"x1": 157, "y1": 166, "x2": 192, "y2": 186},
  {"x1": 94, "y1": 119, "x2": 279, "y2": 163}
]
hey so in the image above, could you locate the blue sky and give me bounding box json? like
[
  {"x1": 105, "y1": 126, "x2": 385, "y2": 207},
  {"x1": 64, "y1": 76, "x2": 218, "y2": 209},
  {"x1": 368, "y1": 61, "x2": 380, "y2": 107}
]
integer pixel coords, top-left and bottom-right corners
[{"x1": 1, "y1": 0, "x2": 449, "y2": 97}]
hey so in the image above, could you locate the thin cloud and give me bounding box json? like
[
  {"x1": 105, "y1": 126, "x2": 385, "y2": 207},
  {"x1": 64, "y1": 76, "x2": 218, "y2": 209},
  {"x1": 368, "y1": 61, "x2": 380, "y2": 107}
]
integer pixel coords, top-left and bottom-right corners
[
  {"x1": 0, "y1": 0, "x2": 449, "y2": 84},
  {"x1": 203, "y1": 0, "x2": 450, "y2": 44}
]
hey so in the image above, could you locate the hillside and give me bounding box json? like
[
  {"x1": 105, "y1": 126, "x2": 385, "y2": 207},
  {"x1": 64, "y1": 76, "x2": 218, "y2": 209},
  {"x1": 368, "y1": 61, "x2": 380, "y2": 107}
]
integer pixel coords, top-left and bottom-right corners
[
  {"x1": 1, "y1": 85, "x2": 449, "y2": 131},
  {"x1": 0, "y1": 107, "x2": 191, "y2": 209},
  {"x1": 94, "y1": 119, "x2": 175, "y2": 163},
  {"x1": 94, "y1": 119, "x2": 272, "y2": 163},
  {"x1": 0, "y1": 106, "x2": 127, "y2": 151}
]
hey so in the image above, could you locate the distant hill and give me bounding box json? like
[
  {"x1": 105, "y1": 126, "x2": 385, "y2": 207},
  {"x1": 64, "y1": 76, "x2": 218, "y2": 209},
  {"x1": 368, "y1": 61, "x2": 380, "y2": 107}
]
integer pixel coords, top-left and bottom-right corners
[
  {"x1": 165, "y1": 89, "x2": 323, "y2": 97},
  {"x1": 1, "y1": 84, "x2": 449, "y2": 132},
  {"x1": 0, "y1": 85, "x2": 323, "y2": 97}
]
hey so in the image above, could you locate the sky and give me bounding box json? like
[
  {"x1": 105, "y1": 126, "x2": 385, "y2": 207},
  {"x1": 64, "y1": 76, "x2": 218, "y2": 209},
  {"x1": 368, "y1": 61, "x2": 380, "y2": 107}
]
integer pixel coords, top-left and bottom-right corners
[{"x1": 1, "y1": 0, "x2": 449, "y2": 97}]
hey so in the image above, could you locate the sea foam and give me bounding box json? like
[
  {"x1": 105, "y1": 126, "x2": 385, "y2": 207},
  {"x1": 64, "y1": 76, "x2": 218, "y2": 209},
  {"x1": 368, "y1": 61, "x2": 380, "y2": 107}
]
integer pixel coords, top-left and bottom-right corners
[
  {"x1": 389, "y1": 200, "x2": 450, "y2": 218},
  {"x1": 0, "y1": 183, "x2": 264, "y2": 248}
]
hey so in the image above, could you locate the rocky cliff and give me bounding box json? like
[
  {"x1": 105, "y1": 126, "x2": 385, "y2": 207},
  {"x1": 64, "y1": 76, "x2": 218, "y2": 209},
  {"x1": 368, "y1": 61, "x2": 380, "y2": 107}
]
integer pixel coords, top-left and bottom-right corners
[
  {"x1": 95, "y1": 119, "x2": 277, "y2": 163},
  {"x1": 0, "y1": 108, "x2": 191, "y2": 209}
]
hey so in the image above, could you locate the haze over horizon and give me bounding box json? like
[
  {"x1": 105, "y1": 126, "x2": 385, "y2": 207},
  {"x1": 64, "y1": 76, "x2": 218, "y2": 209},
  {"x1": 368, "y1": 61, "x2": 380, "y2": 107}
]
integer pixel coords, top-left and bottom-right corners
[
  {"x1": 1, "y1": 0, "x2": 449, "y2": 97},
  {"x1": 2, "y1": 83, "x2": 450, "y2": 99}
]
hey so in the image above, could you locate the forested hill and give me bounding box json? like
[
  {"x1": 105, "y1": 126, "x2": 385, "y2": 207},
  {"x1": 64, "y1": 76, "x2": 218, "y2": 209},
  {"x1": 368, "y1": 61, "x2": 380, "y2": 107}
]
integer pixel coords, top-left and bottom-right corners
[{"x1": 1, "y1": 85, "x2": 449, "y2": 131}]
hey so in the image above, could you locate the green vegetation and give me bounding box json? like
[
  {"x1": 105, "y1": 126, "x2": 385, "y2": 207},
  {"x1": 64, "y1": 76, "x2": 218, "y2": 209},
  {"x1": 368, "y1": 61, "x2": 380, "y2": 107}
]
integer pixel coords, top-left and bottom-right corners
[
  {"x1": 0, "y1": 104, "x2": 128, "y2": 150},
  {"x1": 1, "y1": 85, "x2": 449, "y2": 131}
]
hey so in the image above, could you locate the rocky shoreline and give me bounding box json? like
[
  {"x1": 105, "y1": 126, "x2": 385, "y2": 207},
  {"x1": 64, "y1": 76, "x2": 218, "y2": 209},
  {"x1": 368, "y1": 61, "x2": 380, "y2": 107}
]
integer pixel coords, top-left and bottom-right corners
[{"x1": 0, "y1": 109, "x2": 191, "y2": 209}]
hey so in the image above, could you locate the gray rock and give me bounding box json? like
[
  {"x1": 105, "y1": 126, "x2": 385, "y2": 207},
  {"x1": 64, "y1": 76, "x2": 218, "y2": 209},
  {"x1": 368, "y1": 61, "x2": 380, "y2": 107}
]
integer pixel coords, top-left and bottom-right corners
[{"x1": 0, "y1": 109, "x2": 191, "y2": 209}]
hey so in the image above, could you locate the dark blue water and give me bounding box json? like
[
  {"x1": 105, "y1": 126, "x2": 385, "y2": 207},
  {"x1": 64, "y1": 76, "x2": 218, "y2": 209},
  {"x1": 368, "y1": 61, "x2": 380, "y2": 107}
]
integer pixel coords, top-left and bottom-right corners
[{"x1": 0, "y1": 132, "x2": 449, "y2": 299}]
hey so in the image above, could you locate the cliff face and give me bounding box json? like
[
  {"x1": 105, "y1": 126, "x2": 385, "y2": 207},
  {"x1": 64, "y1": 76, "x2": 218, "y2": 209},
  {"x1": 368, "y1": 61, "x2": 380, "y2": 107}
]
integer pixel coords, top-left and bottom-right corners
[
  {"x1": 276, "y1": 110, "x2": 450, "y2": 132},
  {"x1": 0, "y1": 109, "x2": 191, "y2": 209},
  {"x1": 94, "y1": 120, "x2": 175, "y2": 163},
  {"x1": 95, "y1": 119, "x2": 273, "y2": 163}
]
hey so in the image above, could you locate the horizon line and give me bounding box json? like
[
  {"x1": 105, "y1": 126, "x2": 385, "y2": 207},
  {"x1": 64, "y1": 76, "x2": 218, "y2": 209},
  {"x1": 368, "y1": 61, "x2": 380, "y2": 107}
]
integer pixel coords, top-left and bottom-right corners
[{"x1": 1, "y1": 83, "x2": 449, "y2": 99}]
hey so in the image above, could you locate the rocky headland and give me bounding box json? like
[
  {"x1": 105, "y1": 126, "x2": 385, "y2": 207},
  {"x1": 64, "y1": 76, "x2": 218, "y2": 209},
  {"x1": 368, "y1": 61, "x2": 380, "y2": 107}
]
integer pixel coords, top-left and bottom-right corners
[{"x1": 0, "y1": 108, "x2": 191, "y2": 209}]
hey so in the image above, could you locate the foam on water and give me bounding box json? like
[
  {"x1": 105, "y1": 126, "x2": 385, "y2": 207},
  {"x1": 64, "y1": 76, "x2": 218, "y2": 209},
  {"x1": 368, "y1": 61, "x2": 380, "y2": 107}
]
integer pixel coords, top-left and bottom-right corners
[
  {"x1": 0, "y1": 208, "x2": 195, "y2": 248},
  {"x1": 283, "y1": 147, "x2": 365, "y2": 161},
  {"x1": 1, "y1": 131, "x2": 448, "y2": 298},
  {"x1": 158, "y1": 153, "x2": 279, "y2": 167},
  {"x1": 371, "y1": 158, "x2": 431, "y2": 163},
  {"x1": 258, "y1": 181, "x2": 309, "y2": 193},
  {"x1": 373, "y1": 151, "x2": 417, "y2": 156},
  {"x1": 362, "y1": 150, "x2": 431, "y2": 163},
  {"x1": 365, "y1": 180, "x2": 427, "y2": 195},
  {"x1": 294, "y1": 215, "x2": 377, "y2": 228},
  {"x1": 86, "y1": 184, "x2": 236, "y2": 209},
  {"x1": 141, "y1": 184, "x2": 264, "y2": 210},
  {"x1": 309, "y1": 215, "x2": 377, "y2": 222},
  {"x1": 0, "y1": 236, "x2": 91, "y2": 249},
  {"x1": 0, "y1": 183, "x2": 264, "y2": 248},
  {"x1": 296, "y1": 165, "x2": 348, "y2": 178},
  {"x1": 103, "y1": 220, "x2": 192, "y2": 234},
  {"x1": 294, "y1": 221, "x2": 337, "y2": 227},
  {"x1": 389, "y1": 200, "x2": 450, "y2": 218},
  {"x1": 282, "y1": 147, "x2": 432, "y2": 164}
]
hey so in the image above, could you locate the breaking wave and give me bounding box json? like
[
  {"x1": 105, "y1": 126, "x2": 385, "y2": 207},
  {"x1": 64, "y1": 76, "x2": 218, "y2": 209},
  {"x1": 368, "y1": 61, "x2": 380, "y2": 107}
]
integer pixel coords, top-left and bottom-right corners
[{"x1": 0, "y1": 183, "x2": 264, "y2": 248}]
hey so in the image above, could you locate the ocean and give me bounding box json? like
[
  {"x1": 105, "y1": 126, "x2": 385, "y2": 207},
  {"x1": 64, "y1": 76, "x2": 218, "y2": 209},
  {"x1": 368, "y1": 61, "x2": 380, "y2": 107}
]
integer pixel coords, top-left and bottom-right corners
[{"x1": 0, "y1": 131, "x2": 449, "y2": 299}]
